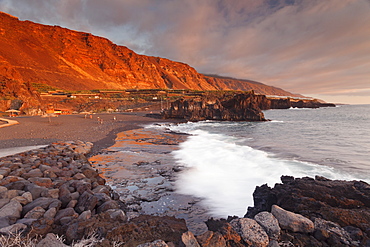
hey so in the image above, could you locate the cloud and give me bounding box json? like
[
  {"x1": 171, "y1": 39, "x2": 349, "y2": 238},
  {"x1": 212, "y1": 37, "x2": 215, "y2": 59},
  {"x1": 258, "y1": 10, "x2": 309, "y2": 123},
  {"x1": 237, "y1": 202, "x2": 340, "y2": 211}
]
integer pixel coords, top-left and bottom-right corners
[{"x1": 0, "y1": 0, "x2": 369, "y2": 103}]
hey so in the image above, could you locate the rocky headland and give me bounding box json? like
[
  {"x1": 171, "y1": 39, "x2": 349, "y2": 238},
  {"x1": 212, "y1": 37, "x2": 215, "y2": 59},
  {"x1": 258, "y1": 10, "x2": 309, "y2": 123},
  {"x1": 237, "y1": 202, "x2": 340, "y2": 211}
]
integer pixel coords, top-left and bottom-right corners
[{"x1": 162, "y1": 91, "x2": 335, "y2": 122}]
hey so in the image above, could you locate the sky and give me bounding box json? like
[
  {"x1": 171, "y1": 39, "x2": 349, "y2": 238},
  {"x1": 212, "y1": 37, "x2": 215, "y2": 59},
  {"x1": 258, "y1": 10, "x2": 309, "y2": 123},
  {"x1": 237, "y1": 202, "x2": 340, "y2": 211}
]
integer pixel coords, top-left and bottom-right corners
[{"x1": 1, "y1": 0, "x2": 369, "y2": 104}]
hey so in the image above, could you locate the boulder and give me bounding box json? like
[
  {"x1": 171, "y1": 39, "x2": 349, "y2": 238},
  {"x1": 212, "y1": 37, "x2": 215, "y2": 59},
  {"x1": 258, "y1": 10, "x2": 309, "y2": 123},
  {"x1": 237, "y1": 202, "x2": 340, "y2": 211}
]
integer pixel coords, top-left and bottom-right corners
[
  {"x1": 55, "y1": 208, "x2": 78, "y2": 224},
  {"x1": 0, "y1": 216, "x2": 10, "y2": 228},
  {"x1": 254, "y1": 211, "x2": 281, "y2": 240},
  {"x1": 137, "y1": 240, "x2": 169, "y2": 247},
  {"x1": 97, "y1": 200, "x2": 119, "y2": 213},
  {"x1": 271, "y1": 205, "x2": 314, "y2": 233},
  {"x1": 22, "y1": 169, "x2": 43, "y2": 179},
  {"x1": 26, "y1": 184, "x2": 48, "y2": 199},
  {"x1": 22, "y1": 191, "x2": 33, "y2": 203},
  {"x1": 314, "y1": 218, "x2": 355, "y2": 245},
  {"x1": 105, "y1": 209, "x2": 127, "y2": 222},
  {"x1": 0, "y1": 186, "x2": 7, "y2": 198},
  {"x1": 28, "y1": 177, "x2": 52, "y2": 187},
  {"x1": 0, "y1": 222, "x2": 27, "y2": 234},
  {"x1": 24, "y1": 206, "x2": 45, "y2": 219},
  {"x1": 230, "y1": 218, "x2": 269, "y2": 247},
  {"x1": 44, "y1": 207, "x2": 57, "y2": 219},
  {"x1": 0, "y1": 176, "x2": 24, "y2": 186},
  {"x1": 0, "y1": 200, "x2": 22, "y2": 219},
  {"x1": 41, "y1": 188, "x2": 59, "y2": 199},
  {"x1": 36, "y1": 233, "x2": 68, "y2": 247},
  {"x1": 77, "y1": 210, "x2": 92, "y2": 221},
  {"x1": 0, "y1": 198, "x2": 10, "y2": 208},
  {"x1": 181, "y1": 231, "x2": 200, "y2": 247},
  {"x1": 75, "y1": 191, "x2": 98, "y2": 214},
  {"x1": 22, "y1": 197, "x2": 61, "y2": 216},
  {"x1": 196, "y1": 231, "x2": 226, "y2": 247}
]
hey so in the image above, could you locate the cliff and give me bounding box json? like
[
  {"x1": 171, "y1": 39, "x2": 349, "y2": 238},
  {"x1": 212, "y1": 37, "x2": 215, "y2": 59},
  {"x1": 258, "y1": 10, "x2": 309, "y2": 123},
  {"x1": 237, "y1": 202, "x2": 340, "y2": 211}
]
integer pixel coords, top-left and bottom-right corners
[{"x1": 0, "y1": 10, "x2": 299, "y2": 112}]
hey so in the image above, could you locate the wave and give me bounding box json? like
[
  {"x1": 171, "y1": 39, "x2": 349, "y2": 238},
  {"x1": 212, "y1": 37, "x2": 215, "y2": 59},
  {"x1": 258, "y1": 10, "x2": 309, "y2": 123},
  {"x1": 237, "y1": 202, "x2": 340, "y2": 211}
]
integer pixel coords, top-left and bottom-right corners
[{"x1": 171, "y1": 128, "x2": 362, "y2": 218}]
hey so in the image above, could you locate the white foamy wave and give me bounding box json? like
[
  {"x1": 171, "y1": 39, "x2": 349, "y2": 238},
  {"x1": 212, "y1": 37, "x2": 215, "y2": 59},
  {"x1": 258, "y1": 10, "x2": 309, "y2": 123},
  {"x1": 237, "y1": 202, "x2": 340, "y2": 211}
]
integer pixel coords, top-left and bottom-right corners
[
  {"x1": 270, "y1": 120, "x2": 284, "y2": 123},
  {"x1": 172, "y1": 129, "x2": 360, "y2": 218}
]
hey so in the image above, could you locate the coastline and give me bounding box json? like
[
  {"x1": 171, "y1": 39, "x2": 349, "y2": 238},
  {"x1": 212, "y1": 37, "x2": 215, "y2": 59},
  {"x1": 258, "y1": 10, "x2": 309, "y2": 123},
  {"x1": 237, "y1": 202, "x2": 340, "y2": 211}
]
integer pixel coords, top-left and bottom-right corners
[{"x1": 2, "y1": 112, "x2": 370, "y2": 246}]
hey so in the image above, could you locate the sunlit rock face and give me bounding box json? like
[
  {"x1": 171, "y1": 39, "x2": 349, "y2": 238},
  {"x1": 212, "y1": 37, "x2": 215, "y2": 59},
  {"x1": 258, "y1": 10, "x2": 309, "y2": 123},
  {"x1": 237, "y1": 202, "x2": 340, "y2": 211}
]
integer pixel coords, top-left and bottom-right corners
[{"x1": 0, "y1": 11, "x2": 300, "y2": 95}]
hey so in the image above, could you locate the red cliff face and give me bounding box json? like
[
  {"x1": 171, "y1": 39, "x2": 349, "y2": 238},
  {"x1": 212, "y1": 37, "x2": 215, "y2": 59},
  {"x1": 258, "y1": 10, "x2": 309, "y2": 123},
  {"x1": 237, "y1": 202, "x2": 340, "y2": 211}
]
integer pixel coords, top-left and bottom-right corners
[{"x1": 0, "y1": 11, "x2": 299, "y2": 107}]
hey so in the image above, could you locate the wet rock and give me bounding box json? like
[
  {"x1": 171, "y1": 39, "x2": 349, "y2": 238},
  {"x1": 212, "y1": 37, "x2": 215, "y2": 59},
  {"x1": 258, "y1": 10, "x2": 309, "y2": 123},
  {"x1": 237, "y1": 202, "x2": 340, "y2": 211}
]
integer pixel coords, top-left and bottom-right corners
[
  {"x1": 254, "y1": 211, "x2": 281, "y2": 240},
  {"x1": 230, "y1": 218, "x2": 269, "y2": 247},
  {"x1": 271, "y1": 205, "x2": 314, "y2": 233}
]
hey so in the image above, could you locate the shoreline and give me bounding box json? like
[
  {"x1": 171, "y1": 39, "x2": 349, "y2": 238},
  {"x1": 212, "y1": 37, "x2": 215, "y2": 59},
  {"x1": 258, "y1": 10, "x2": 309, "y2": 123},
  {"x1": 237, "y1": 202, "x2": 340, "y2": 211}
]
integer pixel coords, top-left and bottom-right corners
[
  {"x1": 89, "y1": 126, "x2": 213, "y2": 234},
  {"x1": 0, "y1": 112, "x2": 183, "y2": 156}
]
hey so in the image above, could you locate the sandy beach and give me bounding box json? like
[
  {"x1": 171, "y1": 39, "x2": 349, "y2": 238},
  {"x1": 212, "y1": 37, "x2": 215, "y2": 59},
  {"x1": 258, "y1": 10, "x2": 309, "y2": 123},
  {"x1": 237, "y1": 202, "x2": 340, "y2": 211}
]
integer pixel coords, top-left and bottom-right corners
[{"x1": 0, "y1": 111, "x2": 181, "y2": 156}]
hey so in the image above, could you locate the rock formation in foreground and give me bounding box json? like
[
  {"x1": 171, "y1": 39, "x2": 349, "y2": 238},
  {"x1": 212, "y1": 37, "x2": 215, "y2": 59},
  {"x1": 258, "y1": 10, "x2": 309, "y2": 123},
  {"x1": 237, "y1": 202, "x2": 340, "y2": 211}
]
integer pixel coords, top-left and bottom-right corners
[
  {"x1": 0, "y1": 142, "x2": 368, "y2": 246},
  {"x1": 244, "y1": 175, "x2": 370, "y2": 246}
]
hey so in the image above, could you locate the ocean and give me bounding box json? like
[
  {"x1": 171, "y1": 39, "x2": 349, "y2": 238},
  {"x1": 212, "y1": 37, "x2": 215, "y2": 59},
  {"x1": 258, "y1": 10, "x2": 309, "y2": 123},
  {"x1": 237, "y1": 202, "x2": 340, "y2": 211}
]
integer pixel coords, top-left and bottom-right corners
[{"x1": 152, "y1": 104, "x2": 370, "y2": 218}]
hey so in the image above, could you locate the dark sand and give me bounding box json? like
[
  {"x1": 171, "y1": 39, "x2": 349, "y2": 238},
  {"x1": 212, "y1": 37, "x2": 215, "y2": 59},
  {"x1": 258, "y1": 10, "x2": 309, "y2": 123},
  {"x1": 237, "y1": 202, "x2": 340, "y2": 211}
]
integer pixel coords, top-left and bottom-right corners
[{"x1": 0, "y1": 112, "x2": 181, "y2": 155}]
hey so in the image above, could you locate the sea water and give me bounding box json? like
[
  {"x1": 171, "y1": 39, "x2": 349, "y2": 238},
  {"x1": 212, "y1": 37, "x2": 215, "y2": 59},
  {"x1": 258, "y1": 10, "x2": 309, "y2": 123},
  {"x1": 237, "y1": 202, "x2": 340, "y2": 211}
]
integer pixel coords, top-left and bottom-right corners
[{"x1": 149, "y1": 104, "x2": 370, "y2": 218}]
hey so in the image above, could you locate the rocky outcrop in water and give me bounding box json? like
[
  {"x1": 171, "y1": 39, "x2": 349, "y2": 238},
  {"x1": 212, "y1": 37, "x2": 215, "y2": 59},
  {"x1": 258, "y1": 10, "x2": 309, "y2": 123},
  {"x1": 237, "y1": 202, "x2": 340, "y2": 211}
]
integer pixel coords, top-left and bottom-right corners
[
  {"x1": 161, "y1": 92, "x2": 336, "y2": 122},
  {"x1": 162, "y1": 92, "x2": 267, "y2": 121},
  {"x1": 267, "y1": 98, "x2": 336, "y2": 109}
]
